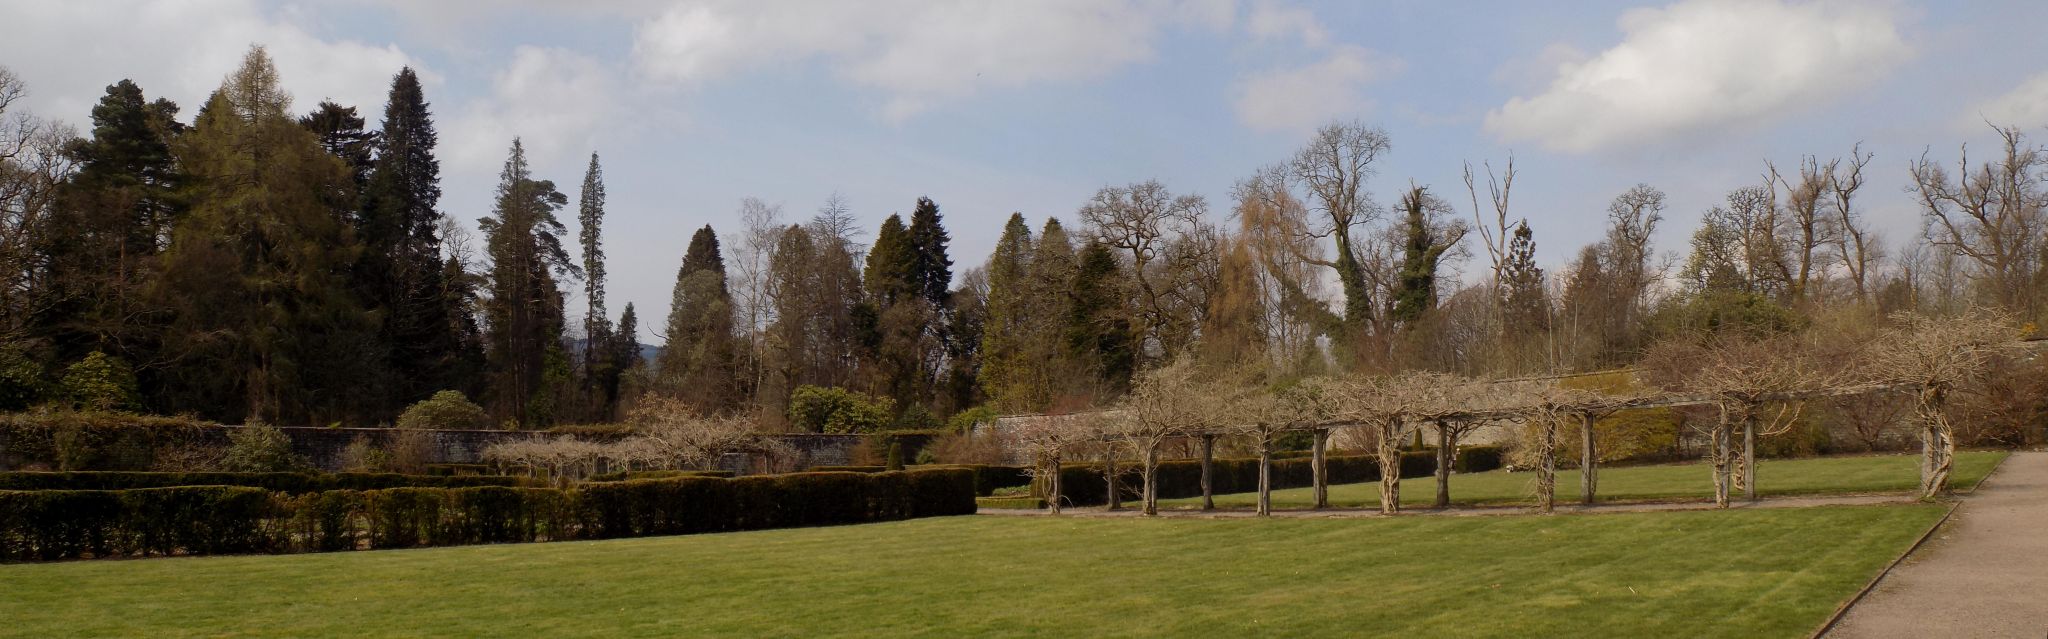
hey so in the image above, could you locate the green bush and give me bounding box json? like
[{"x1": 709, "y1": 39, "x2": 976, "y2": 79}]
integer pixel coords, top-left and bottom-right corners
[
  {"x1": 913, "y1": 464, "x2": 1032, "y2": 497},
  {"x1": 59, "y1": 351, "x2": 140, "y2": 412},
  {"x1": 220, "y1": 423, "x2": 306, "y2": 472},
  {"x1": 585, "y1": 469, "x2": 735, "y2": 482},
  {"x1": 0, "y1": 345, "x2": 46, "y2": 412},
  {"x1": 0, "y1": 468, "x2": 976, "y2": 562},
  {"x1": 0, "y1": 410, "x2": 220, "y2": 471},
  {"x1": 0, "y1": 471, "x2": 535, "y2": 492},
  {"x1": 804, "y1": 465, "x2": 885, "y2": 473},
  {"x1": 396, "y1": 390, "x2": 489, "y2": 430},
  {"x1": 786, "y1": 385, "x2": 894, "y2": 433},
  {"x1": 0, "y1": 486, "x2": 274, "y2": 561}
]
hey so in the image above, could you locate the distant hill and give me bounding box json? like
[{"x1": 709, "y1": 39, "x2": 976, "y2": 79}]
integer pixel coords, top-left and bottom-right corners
[{"x1": 565, "y1": 337, "x2": 661, "y2": 364}]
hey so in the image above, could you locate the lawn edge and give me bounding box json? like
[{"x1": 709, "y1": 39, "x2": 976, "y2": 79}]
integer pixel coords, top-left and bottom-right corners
[{"x1": 1806, "y1": 500, "x2": 1960, "y2": 639}]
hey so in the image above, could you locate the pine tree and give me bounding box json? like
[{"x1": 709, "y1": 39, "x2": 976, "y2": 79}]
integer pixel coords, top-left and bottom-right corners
[
  {"x1": 478, "y1": 138, "x2": 577, "y2": 426},
  {"x1": 30, "y1": 79, "x2": 184, "y2": 373},
  {"x1": 299, "y1": 100, "x2": 375, "y2": 191},
  {"x1": 154, "y1": 46, "x2": 377, "y2": 424},
  {"x1": 575, "y1": 152, "x2": 615, "y2": 416},
  {"x1": 660, "y1": 224, "x2": 738, "y2": 413},
  {"x1": 1500, "y1": 222, "x2": 1548, "y2": 335}
]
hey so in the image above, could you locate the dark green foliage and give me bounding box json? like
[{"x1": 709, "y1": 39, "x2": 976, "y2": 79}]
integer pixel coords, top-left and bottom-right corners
[
  {"x1": 1390, "y1": 187, "x2": 1458, "y2": 324},
  {"x1": 0, "y1": 347, "x2": 46, "y2": 412},
  {"x1": 913, "y1": 464, "x2": 1032, "y2": 496},
  {"x1": 395, "y1": 390, "x2": 488, "y2": 430},
  {"x1": 1068, "y1": 241, "x2": 1136, "y2": 394},
  {"x1": 0, "y1": 468, "x2": 974, "y2": 561},
  {"x1": 1500, "y1": 222, "x2": 1548, "y2": 335},
  {"x1": 478, "y1": 139, "x2": 577, "y2": 426},
  {"x1": 905, "y1": 197, "x2": 953, "y2": 308},
  {"x1": 660, "y1": 225, "x2": 738, "y2": 412},
  {"x1": 786, "y1": 385, "x2": 894, "y2": 433},
  {"x1": 362, "y1": 67, "x2": 471, "y2": 411},
  {"x1": 59, "y1": 352, "x2": 139, "y2": 411},
  {"x1": 1651, "y1": 290, "x2": 1807, "y2": 338},
  {"x1": 584, "y1": 469, "x2": 734, "y2": 482},
  {"x1": 0, "y1": 486, "x2": 273, "y2": 560},
  {"x1": 0, "y1": 471, "x2": 533, "y2": 492},
  {"x1": 807, "y1": 465, "x2": 886, "y2": 473},
  {"x1": 864, "y1": 214, "x2": 916, "y2": 306}
]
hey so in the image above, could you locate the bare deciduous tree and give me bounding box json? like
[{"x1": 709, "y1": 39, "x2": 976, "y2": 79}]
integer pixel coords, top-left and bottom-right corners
[
  {"x1": 1108, "y1": 359, "x2": 1215, "y2": 515},
  {"x1": 1863, "y1": 309, "x2": 2023, "y2": 498},
  {"x1": 1910, "y1": 126, "x2": 2048, "y2": 316},
  {"x1": 1287, "y1": 121, "x2": 1394, "y2": 342},
  {"x1": 1010, "y1": 411, "x2": 1105, "y2": 514},
  {"x1": 1080, "y1": 180, "x2": 1217, "y2": 364}
]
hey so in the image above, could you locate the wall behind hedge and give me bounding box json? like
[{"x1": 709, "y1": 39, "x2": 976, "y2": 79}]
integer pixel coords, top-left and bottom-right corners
[{"x1": 0, "y1": 468, "x2": 977, "y2": 562}]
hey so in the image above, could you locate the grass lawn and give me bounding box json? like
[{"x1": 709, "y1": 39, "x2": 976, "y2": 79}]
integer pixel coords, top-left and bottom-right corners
[
  {"x1": 1154, "y1": 450, "x2": 2008, "y2": 511},
  {"x1": 0, "y1": 504, "x2": 1945, "y2": 638}
]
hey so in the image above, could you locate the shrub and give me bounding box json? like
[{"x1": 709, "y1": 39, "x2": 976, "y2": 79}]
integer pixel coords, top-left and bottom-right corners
[
  {"x1": 807, "y1": 465, "x2": 885, "y2": 473},
  {"x1": 787, "y1": 385, "x2": 893, "y2": 433},
  {"x1": 585, "y1": 469, "x2": 735, "y2": 482},
  {"x1": 0, "y1": 471, "x2": 535, "y2": 492},
  {"x1": 0, "y1": 486, "x2": 274, "y2": 561},
  {"x1": 396, "y1": 391, "x2": 489, "y2": 430},
  {"x1": 0, "y1": 345, "x2": 46, "y2": 412},
  {"x1": 59, "y1": 351, "x2": 140, "y2": 412},
  {"x1": 338, "y1": 436, "x2": 391, "y2": 473},
  {"x1": 913, "y1": 464, "x2": 1032, "y2": 496},
  {"x1": 945, "y1": 405, "x2": 999, "y2": 434},
  {"x1": 1038, "y1": 449, "x2": 1493, "y2": 507},
  {"x1": 0, "y1": 410, "x2": 220, "y2": 471},
  {"x1": 220, "y1": 423, "x2": 306, "y2": 472}
]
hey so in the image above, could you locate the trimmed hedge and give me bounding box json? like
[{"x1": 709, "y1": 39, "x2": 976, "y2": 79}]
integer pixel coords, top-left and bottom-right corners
[
  {"x1": 806, "y1": 465, "x2": 886, "y2": 473},
  {"x1": 1042, "y1": 447, "x2": 1504, "y2": 507},
  {"x1": 912, "y1": 464, "x2": 1033, "y2": 497},
  {"x1": 585, "y1": 469, "x2": 736, "y2": 482},
  {"x1": 0, "y1": 471, "x2": 536, "y2": 493},
  {"x1": 0, "y1": 468, "x2": 976, "y2": 562}
]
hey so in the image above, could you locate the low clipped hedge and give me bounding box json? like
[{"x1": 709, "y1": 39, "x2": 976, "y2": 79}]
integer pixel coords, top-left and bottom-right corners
[
  {"x1": 585, "y1": 469, "x2": 736, "y2": 482},
  {"x1": 0, "y1": 468, "x2": 976, "y2": 562},
  {"x1": 0, "y1": 471, "x2": 536, "y2": 493},
  {"x1": 807, "y1": 465, "x2": 886, "y2": 473},
  {"x1": 1043, "y1": 447, "x2": 1504, "y2": 507},
  {"x1": 912, "y1": 464, "x2": 1033, "y2": 497}
]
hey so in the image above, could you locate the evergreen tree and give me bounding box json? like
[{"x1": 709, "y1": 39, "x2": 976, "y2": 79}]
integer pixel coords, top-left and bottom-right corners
[
  {"x1": 478, "y1": 138, "x2": 577, "y2": 426},
  {"x1": 153, "y1": 46, "x2": 377, "y2": 424},
  {"x1": 659, "y1": 224, "x2": 738, "y2": 413},
  {"x1": 298, "y1": 100, "x2": 375, "y2": 191},
  {"x1": 362, "y1": 67, "x2": 463, "y2": 409},
  {"x1": 30, "y1": 79, "x2": 184, "y2": 374},
  {"x1": 864, "y1": 214, "x2": 916, "y2": 305},
  {"x1": 906, "y1": 196, "x2": 953, "y2": 308},
  {"x1": 975, "y1": 213, "x2": 1033, "y2": 410},
  {"x1": 575, "y1": 152, "x2": 615, "y2": 415},
  {"x1": 1068, "y1": 240, "x2": 1135, "y2": 398},
  {"x1": 1020, "y1": 218, "x2": 1080, "y2": 408},
  {"x1": 1500, "y1": 222, "x2": 1548, "y2": 335}
]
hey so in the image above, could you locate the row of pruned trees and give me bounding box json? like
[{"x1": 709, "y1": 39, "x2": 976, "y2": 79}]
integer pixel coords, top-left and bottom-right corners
[{"x1": 1012, "y1": 309, "x2": 2025, "y2": 515}]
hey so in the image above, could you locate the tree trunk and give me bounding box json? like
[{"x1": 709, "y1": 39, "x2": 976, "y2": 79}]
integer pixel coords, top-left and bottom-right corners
[
  {"x1": 1712, "y1": 421, "x2": 1731, "y2": 508},
  {"x1": 1580, "y1": 412, "x2": 1597, "y2": 505},
  {"x1": 1200, "y1": 434, "x2": 1215, "y2": 511},
  {"x1": 1312, "y1": 429, "x2": 1330, "y2": 509},
  {"x1": 1257, "y1": 440, "x2": 1273, "y2": 517},
  {"x1": 1105, "y1": 456, "x2": 1121, "y2": 511},
  {"x1": 1742, "y1": 411, "x2": 1757, "y2": 502},
  {"x1": 1142, "y1": 444, "x2": 1160, "y2": 516},
  {"x1": 1047, "y1": 457, "x2": 1063, "y2": 514},
  {"x1": 1434, "y1": 422, "x2": 1452, "y2": 509},
  {"x1": 1378, "y1": 420, "x2": 1402, "y2": 514},
  {"x1": 1537, "y1": 417, "x2": 1557, "y2": 514}
]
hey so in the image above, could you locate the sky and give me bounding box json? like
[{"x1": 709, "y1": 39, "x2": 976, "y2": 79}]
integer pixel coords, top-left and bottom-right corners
[{"x1": 6, "y1": 0, "x2": 2048, "y2": 345}]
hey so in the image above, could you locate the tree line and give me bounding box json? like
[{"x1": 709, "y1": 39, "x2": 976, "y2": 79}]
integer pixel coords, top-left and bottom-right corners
[{"x1": 2, "y1": 45, "x2": 2045, "y2": 433}]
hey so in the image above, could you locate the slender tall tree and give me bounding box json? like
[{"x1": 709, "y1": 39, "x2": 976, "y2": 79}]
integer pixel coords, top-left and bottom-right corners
[
  {"x1": 575, "y1": 152, "x2": 615, "y2": 416},
  {"x1": 976, "y1": 213, "x2": 1034, "y2": 410},
  {"x1": 478, "y1": 138, "x2": 577, "y2": 426},
  {"x1": 362, "y1": 67, "x2": 465, "y2": 407},
  {"x1": 660, "y1": 224, "x2": 738, "y2": 413}
]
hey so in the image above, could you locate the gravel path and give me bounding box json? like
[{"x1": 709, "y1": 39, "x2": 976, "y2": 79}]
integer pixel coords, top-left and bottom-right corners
[{"x1": 1827, "y1": 451, "x2": 2048, "y2": 638}]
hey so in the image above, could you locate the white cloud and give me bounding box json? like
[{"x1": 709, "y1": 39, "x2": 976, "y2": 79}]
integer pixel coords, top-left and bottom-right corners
[
  {"x1": 444, "y1": 46, "x2": 622, "y2": 175},
  {"x1": 0, "y1": 0, "x2": 425, "y2": 124},
  {"x1": 1244, "y1": 0, "x2": 1327, "y2": 48},
  {"x1": 1485, "y1": 0, "x2": 1911, "y2": 153},
  {"x1": 1234, "y1": 45, "x2": 1395, "y2": 132},
  {"x1": 630, "y1": 0, "x2": 1228, "y2": 120},
  {"x1": 1967, "y1": 72, "x2": 2048, "y2": 129}
]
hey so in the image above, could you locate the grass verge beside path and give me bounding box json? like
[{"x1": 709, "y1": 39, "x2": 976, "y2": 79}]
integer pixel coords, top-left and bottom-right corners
[
  {"x1": 1153, "y1": 451, "x2": 2007, "y2": 511},
  {"x1": 0, "y1": 505, "x2": 1945, "y2": 638}
]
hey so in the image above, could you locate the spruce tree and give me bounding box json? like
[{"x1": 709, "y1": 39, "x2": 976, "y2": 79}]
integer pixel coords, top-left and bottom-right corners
[
  {"x1": 363, "y1": 67, "x2": 462, "y2": 409},
  {"x1": 906, "y1": 196, "x2": 953, "y2": 308},
  {"x1": 1500, "y1": 222, "x2": 1548, "y2": 335},
  {"x1": 299, "y1": 100, "x2": 375, "y2": 191},
  {"x1": 1068, "y1": 240, "x2": 1135, "y2": 398},
  {"x1": 864, "y1": 214, "x2": 916, "y2": 305}
]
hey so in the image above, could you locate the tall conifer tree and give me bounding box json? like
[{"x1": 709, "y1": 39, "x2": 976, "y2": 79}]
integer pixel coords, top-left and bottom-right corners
[{"x1": 478, "y1": 138, "x2": 576, "y2": 426}]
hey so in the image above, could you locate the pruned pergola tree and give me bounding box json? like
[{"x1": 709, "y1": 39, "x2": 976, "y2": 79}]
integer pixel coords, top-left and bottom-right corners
[
  {"x1": 1110, "y1": 359, "x2": 1216, "y2": 515},
  {"x1": 1011, "y1": 411, "x2": 1103, "y2": 514},
  {"x1": 1864, "y1": 309, "x2": 2024, "y2": 498},
  {"x1": 1654, "y1": 334, "x2": 1836, "y2": 506},
  {"x1": 1225, "y1": 382, "x2": 1313, "y2": 516}
]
